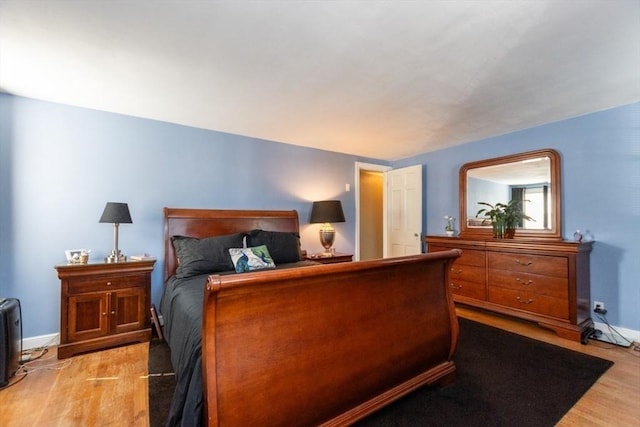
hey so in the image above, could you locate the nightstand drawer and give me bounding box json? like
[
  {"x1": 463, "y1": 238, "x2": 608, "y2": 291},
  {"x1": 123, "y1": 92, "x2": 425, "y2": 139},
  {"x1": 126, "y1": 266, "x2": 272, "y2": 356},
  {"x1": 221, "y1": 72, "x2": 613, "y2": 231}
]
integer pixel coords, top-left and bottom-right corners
[{"x1": 68, "y1": 273, "x2": 145, "y2": 294}]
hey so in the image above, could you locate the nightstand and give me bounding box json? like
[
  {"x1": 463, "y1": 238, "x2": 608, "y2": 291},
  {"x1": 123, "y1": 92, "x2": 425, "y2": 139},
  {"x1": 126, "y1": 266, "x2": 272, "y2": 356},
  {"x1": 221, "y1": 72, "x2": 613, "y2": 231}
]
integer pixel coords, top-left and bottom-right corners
[
  {"x1": 305, "y1": 252, "x2": 353, "y2": 264},
  {"x1": 55, "y1": 260, "x2": 155, "y2": 359}
]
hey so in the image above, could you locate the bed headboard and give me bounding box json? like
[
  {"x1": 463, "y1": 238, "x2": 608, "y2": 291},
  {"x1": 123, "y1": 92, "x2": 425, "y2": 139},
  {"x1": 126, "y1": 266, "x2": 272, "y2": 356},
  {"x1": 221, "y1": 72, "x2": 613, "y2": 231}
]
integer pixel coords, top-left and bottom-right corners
[{"x1": 163, "y1": 208, "x2": 301, "y2": 281}]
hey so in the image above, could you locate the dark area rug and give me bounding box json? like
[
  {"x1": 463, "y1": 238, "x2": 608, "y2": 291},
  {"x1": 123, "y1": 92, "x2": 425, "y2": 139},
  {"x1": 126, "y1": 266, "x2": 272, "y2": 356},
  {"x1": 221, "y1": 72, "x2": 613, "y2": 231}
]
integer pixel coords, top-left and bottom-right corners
[
  {"x1": 148, "y1": 338, "x2": 175, "y2": 427},
  {"x1": 148, "y1": 318, "x2": 613, "y2": 427}
]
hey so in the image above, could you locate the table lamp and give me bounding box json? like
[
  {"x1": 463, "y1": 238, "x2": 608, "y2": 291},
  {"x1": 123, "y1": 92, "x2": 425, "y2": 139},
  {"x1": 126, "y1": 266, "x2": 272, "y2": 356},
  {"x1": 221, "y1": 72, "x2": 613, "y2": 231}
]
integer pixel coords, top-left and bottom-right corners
[
  {"x1": 310, "y1": 200, "x2": 345, "y2": 257},
  {"x1": 99, "y1": 202, "x2": 132, "y2": 263}
]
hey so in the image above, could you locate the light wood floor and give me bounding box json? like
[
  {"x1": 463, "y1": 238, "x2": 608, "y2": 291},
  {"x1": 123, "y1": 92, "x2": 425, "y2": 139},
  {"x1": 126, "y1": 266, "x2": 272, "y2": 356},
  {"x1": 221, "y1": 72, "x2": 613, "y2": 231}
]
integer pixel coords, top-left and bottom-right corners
[{"x1": 1, "y1": 307, "x2": 638, "y2": 426}]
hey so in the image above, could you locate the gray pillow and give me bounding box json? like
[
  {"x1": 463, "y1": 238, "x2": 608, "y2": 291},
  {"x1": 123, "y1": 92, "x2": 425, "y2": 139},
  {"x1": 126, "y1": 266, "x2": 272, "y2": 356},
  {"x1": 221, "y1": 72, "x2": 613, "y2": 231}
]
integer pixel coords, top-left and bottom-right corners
[
  {"x1": 172, "y1": 233, "x2": 244, "y2": 278},
  {"x1": 246, "y1": 229, "x2": 303, "y2": 264}
]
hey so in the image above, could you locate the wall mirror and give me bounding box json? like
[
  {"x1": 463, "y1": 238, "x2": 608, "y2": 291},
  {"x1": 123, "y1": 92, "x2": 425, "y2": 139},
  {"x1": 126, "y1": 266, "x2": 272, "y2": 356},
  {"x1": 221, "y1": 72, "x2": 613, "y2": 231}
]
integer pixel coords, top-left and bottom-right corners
[{"x1": 459, "y1": 148, "x2": 562, "y2": 240}]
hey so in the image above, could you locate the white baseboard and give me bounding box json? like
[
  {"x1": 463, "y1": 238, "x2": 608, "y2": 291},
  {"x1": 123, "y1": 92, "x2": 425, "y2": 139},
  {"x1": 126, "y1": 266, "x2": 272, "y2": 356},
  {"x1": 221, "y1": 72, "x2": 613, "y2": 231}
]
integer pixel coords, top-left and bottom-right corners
[
  {"x1": 592, "y1": 321, "x2": 639, "y2": 346},
  {"x1": 23, "y1": 333, "x2": 59, "y2": 351},
  {"x1": 20, "y1": 320, "x2": 638, "y2": 351}
]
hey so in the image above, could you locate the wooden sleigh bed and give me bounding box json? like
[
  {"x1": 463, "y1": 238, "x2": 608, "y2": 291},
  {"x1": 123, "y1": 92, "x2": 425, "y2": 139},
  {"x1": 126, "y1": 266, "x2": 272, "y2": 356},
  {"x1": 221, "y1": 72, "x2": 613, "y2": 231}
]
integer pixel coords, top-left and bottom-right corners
[{"x1": 160, "y1": 208, "x2": 461, "y2": 426}]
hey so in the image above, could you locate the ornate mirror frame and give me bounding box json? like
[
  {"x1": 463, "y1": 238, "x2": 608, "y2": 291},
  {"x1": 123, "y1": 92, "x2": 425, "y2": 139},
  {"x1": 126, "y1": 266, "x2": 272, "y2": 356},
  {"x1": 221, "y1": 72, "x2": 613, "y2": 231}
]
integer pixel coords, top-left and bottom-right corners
[{"x1": 458, "y1": 148, "x2": 562, "y2": 241}]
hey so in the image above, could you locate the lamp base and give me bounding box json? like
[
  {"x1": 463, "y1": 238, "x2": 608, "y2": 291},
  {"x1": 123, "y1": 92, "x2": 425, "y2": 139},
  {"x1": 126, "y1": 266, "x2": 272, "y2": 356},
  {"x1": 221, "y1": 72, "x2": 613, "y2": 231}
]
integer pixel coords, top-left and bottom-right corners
[
  {"x1": 319, "y1": 226, "x2": 336, "y2": 258},
  {"x1": 105, "y1": 250, "x2": 127, "y2": 263}
]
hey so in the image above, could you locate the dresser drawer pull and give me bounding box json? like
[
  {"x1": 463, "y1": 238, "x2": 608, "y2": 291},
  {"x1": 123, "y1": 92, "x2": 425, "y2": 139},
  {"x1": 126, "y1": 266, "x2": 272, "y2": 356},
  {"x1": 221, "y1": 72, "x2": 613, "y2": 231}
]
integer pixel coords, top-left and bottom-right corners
[
  {"x1": 450, "y1": 283, "x2": 462, "y2": 290},
  {"x1": 515, "y1": 278, "x2": 534, "y2": 285},
  {"x1": 450, "y1": 268, "x2": 462, "y2": 275},
  {"x1": 516, "y1": 296, "x2": 534, "y2": 304},
  {"x1": 515, "y1": 259, "x2": 533, "y2": 266},
  {"x1": 106, "y1": 281, "x2": 112, "y2": 286},
  {"x1": 111, "y1": 310, "x2": 116, "y2": 315}
]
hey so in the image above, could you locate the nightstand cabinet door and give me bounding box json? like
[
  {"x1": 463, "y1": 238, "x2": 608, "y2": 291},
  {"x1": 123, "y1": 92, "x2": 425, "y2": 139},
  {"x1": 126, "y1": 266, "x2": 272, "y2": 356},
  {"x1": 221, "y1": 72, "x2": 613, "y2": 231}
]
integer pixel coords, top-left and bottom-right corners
[
  {"x1": 111, "y1": 287, "x2": 147, "y2": 334},
  {"x1": 67, "y1": 292, "x2": 109, "y2": 342},
  {"x1": 55, "y1": 261, "x2": 155, "y2": 359}
]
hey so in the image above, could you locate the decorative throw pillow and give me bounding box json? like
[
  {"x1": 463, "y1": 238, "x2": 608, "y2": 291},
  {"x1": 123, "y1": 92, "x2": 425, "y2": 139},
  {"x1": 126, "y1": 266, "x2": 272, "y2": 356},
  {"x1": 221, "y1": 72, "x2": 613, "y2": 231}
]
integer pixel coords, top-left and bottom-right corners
[
  {"x1": 229, "y1": 245, "x2": 276, "y2": 273},
  {"x1": 246, "y1": 229, "x2": 303, "y2": 264},
  {"x1": 172, "y1": 233, "x2": 245, "y2": 278}
]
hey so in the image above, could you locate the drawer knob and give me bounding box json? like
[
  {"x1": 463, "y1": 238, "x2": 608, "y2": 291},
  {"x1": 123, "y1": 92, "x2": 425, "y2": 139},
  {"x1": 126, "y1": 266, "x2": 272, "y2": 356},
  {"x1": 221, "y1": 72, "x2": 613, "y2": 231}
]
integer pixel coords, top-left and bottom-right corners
[
  {"x1": 106, "y1": 281, "x2": 112, "y2": 286},
  {"x1": 450, "y1": 283, "x2": 462, "y2": 290},
  {"x1": 516, "y1": 296, "x2": 534, "y2": 304},
  {"x1": 450, "y1": 268, "x2": 462, "y2": 275},
  {"x1": 111, "y1": 310, "x2": 116, "y2": 315},
  {"x1": 515, "y1": 259, "x2": 533, "y2": 266},
  {"x1": 516, "y1": 278, "x2": 534, "y2": 286}
]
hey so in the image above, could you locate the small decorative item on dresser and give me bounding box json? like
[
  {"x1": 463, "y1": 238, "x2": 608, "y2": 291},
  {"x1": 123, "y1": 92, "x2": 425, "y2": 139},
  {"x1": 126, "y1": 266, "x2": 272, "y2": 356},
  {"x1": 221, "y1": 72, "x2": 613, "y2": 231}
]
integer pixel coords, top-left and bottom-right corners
[
  {"x1": 130, "y1": 253, "x2": 156, "y2": 261},
  {"x1": 444, "y1": 215, "x2": 455, "y2": 237},
  {"x1": 65, "y1": 249, "x2": 89, "y2": 264},
  {"x1": 573, "y1": 230, "x2": 583, "y2": 242}
]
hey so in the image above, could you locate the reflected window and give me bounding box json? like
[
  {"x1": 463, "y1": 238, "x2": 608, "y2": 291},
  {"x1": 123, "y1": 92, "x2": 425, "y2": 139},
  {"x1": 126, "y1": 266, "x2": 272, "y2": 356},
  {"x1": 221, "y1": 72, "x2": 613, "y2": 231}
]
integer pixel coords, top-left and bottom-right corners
[{"x1": 511, "y1": 185, "x2": 551, "y2": 230}]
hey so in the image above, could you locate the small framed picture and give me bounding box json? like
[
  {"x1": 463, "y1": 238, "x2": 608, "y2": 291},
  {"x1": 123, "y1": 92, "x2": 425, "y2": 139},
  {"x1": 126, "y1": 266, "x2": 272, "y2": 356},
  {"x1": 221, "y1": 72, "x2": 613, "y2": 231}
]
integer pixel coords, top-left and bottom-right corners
[{"x1": 65, "y1": 249, "x2": 85, "y2": 263}]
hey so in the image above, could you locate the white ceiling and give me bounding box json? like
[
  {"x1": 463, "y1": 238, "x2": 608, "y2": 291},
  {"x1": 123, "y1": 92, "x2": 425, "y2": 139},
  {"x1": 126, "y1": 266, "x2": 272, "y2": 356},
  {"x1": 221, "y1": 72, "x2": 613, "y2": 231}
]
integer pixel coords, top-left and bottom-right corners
[{"x1": 1, "y1": 1, "x2": 639, "y2": 161}]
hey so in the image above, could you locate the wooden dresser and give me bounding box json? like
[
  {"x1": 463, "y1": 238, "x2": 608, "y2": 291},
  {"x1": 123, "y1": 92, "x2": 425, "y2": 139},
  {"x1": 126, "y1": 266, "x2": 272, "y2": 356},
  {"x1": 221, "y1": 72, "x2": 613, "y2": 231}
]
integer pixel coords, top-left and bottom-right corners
[
  {"x1": 55, "y1": 260, "x2": 155, "y2": 358},
  {"x1": 426, "y1": 236, "x2": 593, "y2": 343}
]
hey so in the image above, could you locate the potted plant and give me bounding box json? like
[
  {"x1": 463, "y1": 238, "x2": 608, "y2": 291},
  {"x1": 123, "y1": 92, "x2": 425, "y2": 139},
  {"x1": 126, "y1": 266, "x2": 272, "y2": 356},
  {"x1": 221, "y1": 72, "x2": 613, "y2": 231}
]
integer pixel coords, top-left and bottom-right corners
[
  {"x1": 476, "y1": 200, "x2": 533, "y2": 238},
  {"x1": 444, "y1": 215, "x2": 455, "y2": 236}
]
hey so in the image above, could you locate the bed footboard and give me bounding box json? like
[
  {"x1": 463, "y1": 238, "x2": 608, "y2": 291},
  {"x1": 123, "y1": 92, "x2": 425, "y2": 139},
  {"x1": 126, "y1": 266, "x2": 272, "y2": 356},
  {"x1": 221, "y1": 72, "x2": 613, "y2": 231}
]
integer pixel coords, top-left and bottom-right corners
[{"x1": 202, "y1": 250, "x2": 461, "y2": 426}]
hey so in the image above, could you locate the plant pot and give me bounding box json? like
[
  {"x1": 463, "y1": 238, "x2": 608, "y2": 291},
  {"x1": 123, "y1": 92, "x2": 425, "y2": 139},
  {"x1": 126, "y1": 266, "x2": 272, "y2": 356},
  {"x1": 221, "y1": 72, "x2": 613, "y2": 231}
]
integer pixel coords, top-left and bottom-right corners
[
  {"x1": 445, "y1": 230, "x2": 454, "y2": 237},
  {"x1": 505, "y1": 227, "x2": 516, "y2": 239},
  {"x1": 492, "y1": 220, "x2": 517, "y2": 239}
]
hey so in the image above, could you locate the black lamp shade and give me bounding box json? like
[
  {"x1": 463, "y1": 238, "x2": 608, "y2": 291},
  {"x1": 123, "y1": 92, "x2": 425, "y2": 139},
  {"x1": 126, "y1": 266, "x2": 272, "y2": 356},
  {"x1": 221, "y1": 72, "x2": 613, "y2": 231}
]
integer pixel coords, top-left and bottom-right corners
[
  {"x1": 310, "y1": 200, "x2": 345, "y2": 224},
  {"x1": 99, "y1": 202, "x2": 133, "y2": 224}
]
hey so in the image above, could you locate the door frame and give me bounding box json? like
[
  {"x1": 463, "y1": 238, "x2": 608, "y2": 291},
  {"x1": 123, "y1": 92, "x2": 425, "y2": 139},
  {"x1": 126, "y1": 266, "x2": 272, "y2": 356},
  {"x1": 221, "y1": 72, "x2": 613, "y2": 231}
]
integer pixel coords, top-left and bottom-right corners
[{"x1": 354, "y1": 161, "x2": 391, "y2": 261}]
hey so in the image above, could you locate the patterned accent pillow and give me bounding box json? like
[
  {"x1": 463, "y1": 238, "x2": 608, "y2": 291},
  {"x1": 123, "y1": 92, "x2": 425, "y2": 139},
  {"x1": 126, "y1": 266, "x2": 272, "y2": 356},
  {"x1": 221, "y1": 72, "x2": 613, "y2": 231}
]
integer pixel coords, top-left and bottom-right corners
[{"x1": 229, "y1": 245, "x2": 276, "y2": 273}]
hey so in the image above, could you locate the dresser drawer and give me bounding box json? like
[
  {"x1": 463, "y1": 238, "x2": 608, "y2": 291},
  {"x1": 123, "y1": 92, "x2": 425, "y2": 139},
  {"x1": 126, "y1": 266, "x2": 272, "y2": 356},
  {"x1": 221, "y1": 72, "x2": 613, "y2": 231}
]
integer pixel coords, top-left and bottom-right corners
[
  {"x1": 488, "y1": 286, "x2": 569, "y2": 319},
  {"x1": 488, "y1": 252, "x2": 567, "y2": 277},
  {"x1": 449, "y1": 278, "x2": 486, "y2": 300},
  {"x1": 450, "y1": 264, "x2": 485, "y2": 284},
  {"x1": 431, "y1": 246, "x2": 485, "y2": 267},
  {"x1": 68, "y1": 273, "x2": 145, "y2": 294},
  {"x1": 488, "y1": 269, "x2": 568, "y2": 300}
]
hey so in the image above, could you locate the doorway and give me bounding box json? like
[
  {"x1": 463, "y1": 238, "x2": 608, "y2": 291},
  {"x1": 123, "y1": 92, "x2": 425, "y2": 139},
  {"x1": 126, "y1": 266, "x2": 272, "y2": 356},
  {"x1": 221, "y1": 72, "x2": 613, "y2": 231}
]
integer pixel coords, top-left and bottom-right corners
[
  {"x1": 355, "y1": 162, "x2": 423, "y2": 261},
  {"x1": 355, "y1": 162, "x2": 390, "y2": 261}
]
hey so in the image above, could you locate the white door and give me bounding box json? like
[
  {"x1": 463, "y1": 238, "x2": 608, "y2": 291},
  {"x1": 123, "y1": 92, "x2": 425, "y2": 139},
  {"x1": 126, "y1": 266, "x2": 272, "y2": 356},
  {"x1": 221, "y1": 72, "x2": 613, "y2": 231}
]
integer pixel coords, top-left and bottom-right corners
[{"x1": 386, "y1": 164, "x2": 423, "y2": 257}]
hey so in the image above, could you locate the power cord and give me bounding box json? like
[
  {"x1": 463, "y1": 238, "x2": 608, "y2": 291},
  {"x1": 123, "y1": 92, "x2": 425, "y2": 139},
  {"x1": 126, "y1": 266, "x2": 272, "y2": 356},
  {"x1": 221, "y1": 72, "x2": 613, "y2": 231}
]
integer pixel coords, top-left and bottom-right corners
[
  {"x1": 2, "y1": 339, "x2": 67, "y2": 390},
  {"x1": 592, "y1": 311, "x2": 640, "y2": 357}
]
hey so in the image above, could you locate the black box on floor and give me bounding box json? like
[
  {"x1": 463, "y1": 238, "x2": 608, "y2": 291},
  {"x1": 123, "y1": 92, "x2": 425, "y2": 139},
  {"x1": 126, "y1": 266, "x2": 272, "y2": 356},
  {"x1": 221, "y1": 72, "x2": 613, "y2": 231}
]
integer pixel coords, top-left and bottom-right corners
[{"x1": 0, "y1": 298, "x2": 22, "y2": 388}]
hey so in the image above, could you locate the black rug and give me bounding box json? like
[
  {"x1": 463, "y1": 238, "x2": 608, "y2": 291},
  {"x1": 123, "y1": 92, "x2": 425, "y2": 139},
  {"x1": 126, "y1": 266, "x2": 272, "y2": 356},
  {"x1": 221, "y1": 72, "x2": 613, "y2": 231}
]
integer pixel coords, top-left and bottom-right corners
[
  {"x1": 148, "y1": 318, "x2": 613, "y2": 427},
  {"x1": 148, "y1": 339, "x2": 175, "y2": 427}
]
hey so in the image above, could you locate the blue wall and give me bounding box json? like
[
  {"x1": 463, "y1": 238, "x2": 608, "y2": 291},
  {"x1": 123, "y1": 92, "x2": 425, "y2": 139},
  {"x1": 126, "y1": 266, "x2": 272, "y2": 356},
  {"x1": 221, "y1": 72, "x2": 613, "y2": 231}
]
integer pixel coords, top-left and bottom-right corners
[
  {"x1": 0, "y1": 94, "x2": 379, "y2": 338},
  {"x1": 2, "y1": 93, "x2": 638, "y2": 338},
  {"x1": 393, "y1": 102, "x2": 640, "y2": 331}
]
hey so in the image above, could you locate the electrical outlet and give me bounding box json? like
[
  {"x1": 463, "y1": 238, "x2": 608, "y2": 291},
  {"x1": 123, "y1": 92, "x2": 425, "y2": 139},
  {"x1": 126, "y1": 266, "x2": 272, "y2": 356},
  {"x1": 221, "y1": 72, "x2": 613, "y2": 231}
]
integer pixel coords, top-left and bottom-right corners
[{"x1": 593, "y1": 301, "x2": 605, "y2": 311}]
